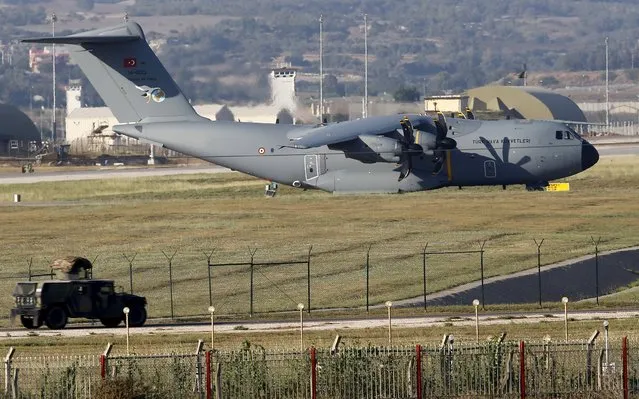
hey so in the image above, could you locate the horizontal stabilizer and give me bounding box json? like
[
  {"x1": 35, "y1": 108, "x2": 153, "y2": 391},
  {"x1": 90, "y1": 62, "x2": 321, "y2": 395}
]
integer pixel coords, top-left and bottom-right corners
[
  {"x1": 22, "y1": 23, "x2": 144, "y2": 45},
  {"x1": 23, "y1": 36, "x2": 138, "y2": 44}
]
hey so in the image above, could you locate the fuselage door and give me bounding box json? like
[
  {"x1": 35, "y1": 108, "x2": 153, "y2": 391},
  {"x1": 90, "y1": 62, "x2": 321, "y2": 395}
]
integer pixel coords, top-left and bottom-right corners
[
  {"x1": 305, "y1": 154, "x2": 320, "y2": 181},
  {"x1": 484, "y1": 160, "x2": 496, "y2": 178}
]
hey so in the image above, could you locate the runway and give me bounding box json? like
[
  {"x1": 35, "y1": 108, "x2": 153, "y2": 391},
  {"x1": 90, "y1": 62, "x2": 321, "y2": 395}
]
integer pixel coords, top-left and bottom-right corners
[{"x1": 0, "y1": 165, "x2": 231, "y2": 185}]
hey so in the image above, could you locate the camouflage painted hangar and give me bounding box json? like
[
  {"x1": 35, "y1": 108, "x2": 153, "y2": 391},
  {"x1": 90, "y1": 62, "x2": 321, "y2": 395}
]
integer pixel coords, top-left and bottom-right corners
[
  {"x1": 425, "y1": 85, "x2": 587, "y2": 122},
  {"x1": 0, "y1": 103, "x2": 41, "y2": 156}
]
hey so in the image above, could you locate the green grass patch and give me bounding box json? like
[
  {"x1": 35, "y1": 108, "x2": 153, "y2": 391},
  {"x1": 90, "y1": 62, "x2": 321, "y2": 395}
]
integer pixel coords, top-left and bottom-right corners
[{"x1": 0, "y1": 156, "x2": 638, "y2": 321}]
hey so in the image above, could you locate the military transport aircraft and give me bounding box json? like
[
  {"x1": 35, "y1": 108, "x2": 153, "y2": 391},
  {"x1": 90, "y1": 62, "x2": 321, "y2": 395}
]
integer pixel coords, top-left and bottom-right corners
[{"x1": 24, "y1": 22, "x2": 599, "y2": 194}]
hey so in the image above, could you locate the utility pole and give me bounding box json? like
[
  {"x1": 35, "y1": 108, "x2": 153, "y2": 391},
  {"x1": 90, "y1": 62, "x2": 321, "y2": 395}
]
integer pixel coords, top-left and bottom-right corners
[
  {"x1": 319, "y1": 15, "x2": 324, "y2": 122},
  {"x1": 605, "y1": 36, "x2": 609, "y2": 129},
  {"x1": 364, "y1": 13, "x2": 368, "y2": 119},
  {"x1": 51, "y1": 12, "x2": 57, "y2": 142}
]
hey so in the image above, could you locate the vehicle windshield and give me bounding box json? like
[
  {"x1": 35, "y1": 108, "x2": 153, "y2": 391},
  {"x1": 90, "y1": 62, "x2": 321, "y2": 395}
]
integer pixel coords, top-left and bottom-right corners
[{"x1": 13, "y1": 282, "x2": 37, "y2": 296}]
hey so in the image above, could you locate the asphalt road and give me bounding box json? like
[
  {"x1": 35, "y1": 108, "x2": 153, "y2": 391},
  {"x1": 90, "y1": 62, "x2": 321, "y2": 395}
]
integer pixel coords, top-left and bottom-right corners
[
  {"x1": 394, "y1": 246, "x2": 639, "y2": 307},
  {"x1": 2, "y1": 308, "x2": 638, "y2": 339}
]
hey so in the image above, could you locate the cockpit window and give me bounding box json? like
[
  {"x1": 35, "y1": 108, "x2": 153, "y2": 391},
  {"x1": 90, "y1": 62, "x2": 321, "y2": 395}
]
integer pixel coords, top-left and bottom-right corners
[
  {"x1": 563, "y1": 131, "x2": 572, "y2": 139},
  {"x1": 555, "y1": 131, "x2": 563, "y2": 140}
]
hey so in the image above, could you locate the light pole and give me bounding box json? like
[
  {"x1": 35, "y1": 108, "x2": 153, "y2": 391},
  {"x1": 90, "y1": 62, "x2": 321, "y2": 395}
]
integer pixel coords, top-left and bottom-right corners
[
  {"x1": 473, "y1": 299, "x2": 480, "y2": 343},
  {"x1": 123, "y1": 307, "x2": 130, "y2": 355},
  {"x1": 385, "y1": 301, "x2": 393, "y2": 346},
  {"x1": 363, "y1": 13, "x2": 368, "y2": 118},
  {"x1": 319, "y1": 15, "x2": 323, "y2": 122},
  {"x1": 297, "y1": 303, "x2": 305, "y2": 352},
  {"x1": 561, "y1": 297, "x2": 569, "y2": 342},
  {"x1": 51, "y1": 12, "x2": 57, "y2": 142},
  {"x1": 208, "y1": 306, "x2": 216, "y2": 351},
  {"x1": 605, "y1": 37, "x2": 609, "y2": 130}
]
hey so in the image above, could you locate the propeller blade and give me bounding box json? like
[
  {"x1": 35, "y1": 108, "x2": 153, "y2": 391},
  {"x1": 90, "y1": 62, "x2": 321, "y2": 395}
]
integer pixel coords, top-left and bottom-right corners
[
  {"x1": 399, "y1": 117, "x2": 415, "y2": 144},
  {"x1": 515, "y1": 155, "x2": 531, "y2": 167},
  {"x1": 439, "y1": 137, "x2": 457, "y2": 150},
  {"x1": 398, "y1": 155, "x2": 412, "y2": 181},
  {"x1": 436, "y1": 112, "x2": 448, "y2": 140},
  {"x1": 503, "y1": 138, "x2": 510, "y2": 164},
  {"x1": 465, "y1": 107, "x2": 475, "y2": 120}
]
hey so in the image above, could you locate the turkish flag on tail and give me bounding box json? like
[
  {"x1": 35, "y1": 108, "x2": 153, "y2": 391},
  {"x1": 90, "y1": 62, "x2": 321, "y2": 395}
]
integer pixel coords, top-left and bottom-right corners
[{"x1": 123, "y1": 58, "x2": 137, "y2": 68}]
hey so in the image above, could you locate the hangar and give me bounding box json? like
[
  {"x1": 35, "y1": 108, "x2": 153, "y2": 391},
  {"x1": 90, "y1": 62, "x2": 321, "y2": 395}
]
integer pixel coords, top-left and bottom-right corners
[
  {"x1": 0, "y1": 104, "x2": 41, "y2": 156},
  {"x1": 425, "y1": 86, "x2": 587, "y2": 123},
  {"x1": 467, "y1": 86, "x2": 587, "y2": 122}
]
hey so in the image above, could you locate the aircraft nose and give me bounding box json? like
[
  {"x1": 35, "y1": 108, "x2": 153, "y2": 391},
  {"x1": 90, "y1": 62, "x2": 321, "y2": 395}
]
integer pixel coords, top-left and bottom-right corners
[{"x1": 581, "y1": 141, "x2": 599, "y2": 171}]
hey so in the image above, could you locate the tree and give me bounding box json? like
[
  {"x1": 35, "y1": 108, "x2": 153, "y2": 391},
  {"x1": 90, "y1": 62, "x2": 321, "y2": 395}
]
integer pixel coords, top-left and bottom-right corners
[{"x1": 393, "y1": 85, "x2": 420, "y2": 102}]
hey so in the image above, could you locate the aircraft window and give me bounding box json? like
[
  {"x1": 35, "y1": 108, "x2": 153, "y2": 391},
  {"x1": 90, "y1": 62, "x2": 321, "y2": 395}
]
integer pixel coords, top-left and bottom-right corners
[
  {"x1": 563, "y1": 131, "x2": 572, "y2": 139},
  {"x1": 555, "y1": 131, "x2": 563, "y2": 140}
]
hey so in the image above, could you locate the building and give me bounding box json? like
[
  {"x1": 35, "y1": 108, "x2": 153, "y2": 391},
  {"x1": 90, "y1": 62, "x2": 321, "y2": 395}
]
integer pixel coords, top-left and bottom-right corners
[
  {"x1": 466, "y1": 86, "x2": 586, "y2": 122},
  {"x1": 0, "y1": 103, "x2": 41, "y2": 156},
  {"x1": 424, "y1": 95, "x2": 469, "y2": 114}
]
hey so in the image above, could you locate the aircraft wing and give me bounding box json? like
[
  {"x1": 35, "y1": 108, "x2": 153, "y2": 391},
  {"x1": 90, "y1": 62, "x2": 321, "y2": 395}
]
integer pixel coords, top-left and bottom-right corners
[{"x1": 287, "y1": 114, "x2": 420, "y2": 148}]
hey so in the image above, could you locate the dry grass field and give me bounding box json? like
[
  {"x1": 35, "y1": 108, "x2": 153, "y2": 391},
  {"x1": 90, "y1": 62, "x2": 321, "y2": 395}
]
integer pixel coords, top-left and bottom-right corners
[{"x1": 0, "y1": 155, "x2": 638, "y2": 321}]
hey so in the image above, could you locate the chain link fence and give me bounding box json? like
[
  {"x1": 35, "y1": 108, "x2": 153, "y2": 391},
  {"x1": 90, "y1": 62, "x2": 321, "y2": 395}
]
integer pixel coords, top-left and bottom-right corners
[
  {"x1": 2, "y1": 241, "x2": 638, "y2": 321},
  {"x1": 2, "y1": 338, "x2": 637, "y2": 398}
]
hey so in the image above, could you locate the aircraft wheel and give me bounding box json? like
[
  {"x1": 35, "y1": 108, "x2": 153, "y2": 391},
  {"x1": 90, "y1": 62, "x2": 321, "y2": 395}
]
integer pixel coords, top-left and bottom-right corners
[
  {"x1": 44, "y1": 306, "x2": 68, "y2": 330},
  {"x1": 20, "y1": 315, "x2": 42, "y2": 329},
  {"x1": 127, "y1": 305, "x2": 147, "y2": 327}
]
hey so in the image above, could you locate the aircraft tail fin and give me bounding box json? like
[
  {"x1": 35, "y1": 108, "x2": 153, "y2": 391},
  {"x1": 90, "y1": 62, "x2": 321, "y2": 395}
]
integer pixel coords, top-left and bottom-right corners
[{"x1": 23, "y1": 22, "x2": 203, "y2": 123}]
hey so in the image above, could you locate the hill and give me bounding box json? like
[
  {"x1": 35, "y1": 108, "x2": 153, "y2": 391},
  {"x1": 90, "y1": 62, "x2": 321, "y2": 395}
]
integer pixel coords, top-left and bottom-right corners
[{"x1": 1, "y1": 0, "x2": 639, "y2": 106}]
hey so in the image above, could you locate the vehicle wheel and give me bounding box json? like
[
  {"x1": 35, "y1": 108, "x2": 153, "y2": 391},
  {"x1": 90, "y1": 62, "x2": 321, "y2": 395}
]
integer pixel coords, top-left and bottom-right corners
[
  {"x1": 44, "y1": 306, "x2": 68, "y2": 330},
  {"x1": 127, "y1": 305, "x2": 147, "y2": 327},
  {"x1": 20, "y1": 315, "x2": 42, "y2": 329},
  {"x1": 100, "y1": 317, "x2": 122, "y2": 328}
]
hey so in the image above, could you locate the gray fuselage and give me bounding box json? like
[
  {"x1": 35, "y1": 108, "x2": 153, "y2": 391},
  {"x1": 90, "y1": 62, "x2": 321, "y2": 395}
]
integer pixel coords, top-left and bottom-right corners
[{"x1": 117, "y1": 116, "x2": 598, "y2": 194}]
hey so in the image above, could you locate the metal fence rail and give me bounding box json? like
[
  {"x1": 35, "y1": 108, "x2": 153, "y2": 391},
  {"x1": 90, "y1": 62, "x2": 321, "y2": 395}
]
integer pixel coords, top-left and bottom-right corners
[
  {"x1": 316, "y1": 346, "x2": 415, "y2": 399},
  {"x1": 10, "y1": 354, "x2": 100, "y2": 399},
  {"x1": 2, "y1": 339, "x2": 638, "y2": 398}
]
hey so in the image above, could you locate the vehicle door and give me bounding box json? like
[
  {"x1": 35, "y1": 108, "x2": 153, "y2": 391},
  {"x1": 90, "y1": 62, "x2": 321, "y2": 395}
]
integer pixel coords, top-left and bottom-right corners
[{"x1": 69, "y1": 282, "x2": 93, "y2": 317}]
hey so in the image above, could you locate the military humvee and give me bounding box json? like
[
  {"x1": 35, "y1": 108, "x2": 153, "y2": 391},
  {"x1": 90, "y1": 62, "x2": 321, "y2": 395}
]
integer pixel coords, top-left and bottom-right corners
[
  {"x1": 10, "y1": 256, "x2": 147, "y2": 330},
  {"x1": 11, "y1": 280, "x2": 147, "y2": 329}
]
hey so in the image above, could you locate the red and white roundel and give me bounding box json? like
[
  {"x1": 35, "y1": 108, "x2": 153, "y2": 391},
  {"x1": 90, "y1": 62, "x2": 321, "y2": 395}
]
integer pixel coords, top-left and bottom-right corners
[{"x1": 258, "y1": 147, "x2": 266, "y2": 155}]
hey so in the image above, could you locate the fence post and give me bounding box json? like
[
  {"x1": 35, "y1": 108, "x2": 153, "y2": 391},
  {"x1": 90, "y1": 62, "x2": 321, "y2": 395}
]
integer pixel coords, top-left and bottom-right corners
[
  {"x1": 215, "y1": 363, "x2": 222, "y2": 399},
  {"x1": 479, "y1": 241, "x2": 487, "y2": 309},
  {"x1": 205, "y1": 350, "x2": 211, "y2": 399},
  {"x1": 307, "y1": 245, "x2": 313, "y2": 314},
  {"x1": 416, "y1": 344, "x2": 423, "y2": 399},
  {"x1": 623, "y1": 336, "x2": 628, "y2": 399},
  {"x1": 195, "y1": 340, "x2": 204, "y2": 394},
  {"x1": 519, "y1": 341, "x2": 526, "y2": 399},
  {"x1": 122, "y1": 253, "x2": 137, "y2": 294},
  {"x1": 366, "y1": 244, "x2": 371, "y2": 313},
  {"x1": 586, "y1": 330, "x2": 600, "y2": 388},
  {"x1": 591, "y1": 236, "x2": 601, "y2": 305},
  {"x1": 249, "y1": 248, "x2": 257, "y2": 317},
  {"x1": 162, "y1": 250, "x2": 178, "y2": 320},
  {"x1": 204, "y1": 250, "x2": 215, "y2": 307},
  {"x1": 422, "y1": 244, "x2": 428, "y2": 311},
  {"x1": 4, "y1": 347, "x2": 14, "y2": 395},
  {"x1": 310, "y1": 346, "x2": 317, "y2": 399},
  {"x1": 101, "y1": 343, "x2": 112, "y2": 381},
  {"x1": 27, "y1": 258, "x2": 32, "y2": 281},
  {"x1": 533, "y1": 239, "x2": 544, "y2": 307}
]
